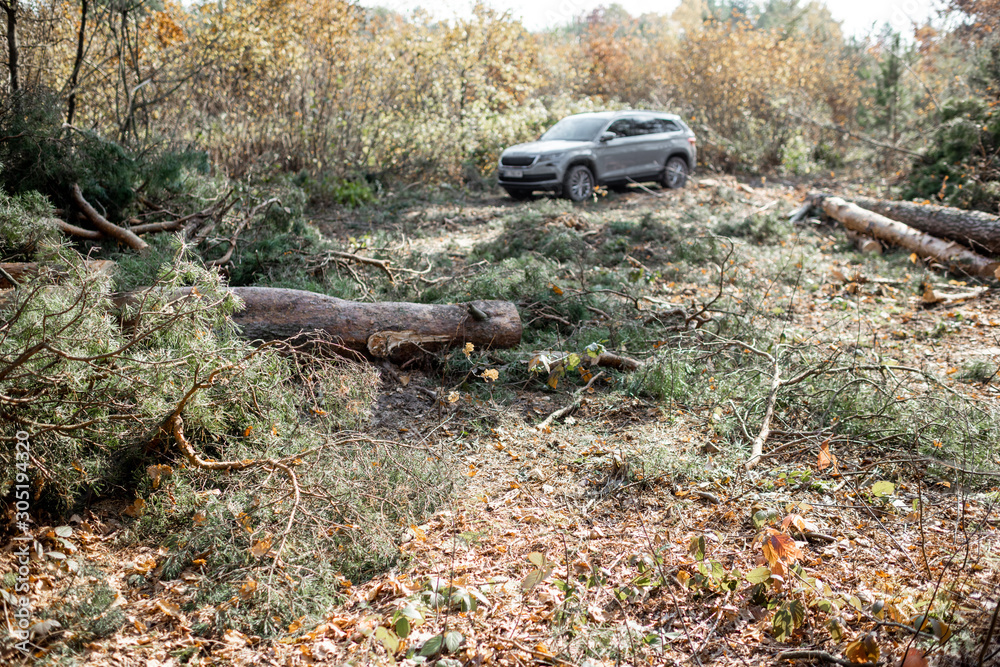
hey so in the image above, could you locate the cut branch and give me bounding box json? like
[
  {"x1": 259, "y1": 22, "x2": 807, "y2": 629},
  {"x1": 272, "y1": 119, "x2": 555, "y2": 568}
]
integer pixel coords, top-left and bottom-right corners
[
  {"x1": 70, "y1": 183, "x2": 148, "y2": 252},
  {"x1": 52, "y1": 217, "x2": 102, "y2": 240}
]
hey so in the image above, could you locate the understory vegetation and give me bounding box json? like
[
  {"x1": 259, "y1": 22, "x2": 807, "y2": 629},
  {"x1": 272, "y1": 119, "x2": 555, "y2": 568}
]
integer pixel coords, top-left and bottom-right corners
[{"x1": 2, "y1": 0, "x2": 1000, "y2": 665}]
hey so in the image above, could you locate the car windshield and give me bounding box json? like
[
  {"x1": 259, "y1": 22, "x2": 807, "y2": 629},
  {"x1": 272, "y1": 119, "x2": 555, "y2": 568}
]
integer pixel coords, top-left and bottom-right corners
[{"x1": 540, "y1": 116, "x2": 608, "y2": 142}]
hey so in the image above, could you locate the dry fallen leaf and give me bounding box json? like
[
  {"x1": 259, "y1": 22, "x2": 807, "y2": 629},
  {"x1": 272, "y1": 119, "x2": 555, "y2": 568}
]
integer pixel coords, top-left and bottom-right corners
[
  {"x1": 845, "y1": 633, "x2": 879, "y2": 664},
  {"x1": 900, "y1": 648, "x2": 927, "y2": 667},
  {"x1": 817, "y1": 440, "x2": 838, "y2": 473},
  {"x1": 761, "y1": 529, "x2": 804, "y2": 567},
  {"x1": 250, "y1": 537, "x2": 273, "y2": 558},
  {"x1": 124, "y1": 498, "x2": 146, "y2": 518}
]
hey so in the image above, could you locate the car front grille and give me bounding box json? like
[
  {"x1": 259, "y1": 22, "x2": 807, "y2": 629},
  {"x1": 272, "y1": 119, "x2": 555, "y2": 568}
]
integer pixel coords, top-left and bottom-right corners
[{"x1": 500, "y1": 155, "x2": 536, "y2": 166}]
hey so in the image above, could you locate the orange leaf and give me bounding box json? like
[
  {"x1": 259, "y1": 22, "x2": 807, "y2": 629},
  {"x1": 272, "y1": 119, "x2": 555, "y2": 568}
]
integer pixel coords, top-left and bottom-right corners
[
  {"x1": 761, "y1": 529, "x2": 803, "y2": 567},
  {"x1": 845, "y1": 633, "x2": 879, "y2": 664},
  {"x1": 817, "y1": 440, "x2": 837, "y2": 472},
  {"x1": 900, "y1": 648, "x2": 927, "y2": 667}
]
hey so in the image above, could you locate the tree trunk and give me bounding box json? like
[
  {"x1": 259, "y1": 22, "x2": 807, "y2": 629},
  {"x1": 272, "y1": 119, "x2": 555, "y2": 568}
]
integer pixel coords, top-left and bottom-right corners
[
  {"x1": 852, "y1": 195, "x2": 1000, "y2": 256},
  {"x1": 1, "y1": 0, "x2": 19, "y2": 93},
  {"x1": 228, "y1": 287, "x2": 521, "y2": 358},
  {"x1": 813, "y1": 195, "x2": 1000, "y2": 280},
  {"x1": 117, "y1": 287, "x2": 522, "y2": 360},
  {"x1": 65, "y1": 0, "x2": 88, "y2": 125}
]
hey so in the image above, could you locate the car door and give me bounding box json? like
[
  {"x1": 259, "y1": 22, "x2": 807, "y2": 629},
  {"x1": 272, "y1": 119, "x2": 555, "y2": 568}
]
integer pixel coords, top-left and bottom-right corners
[
  {"x1": 592, "y1": 118, "x2": 635, "y2": 182},
  {"x1": 626, "y1": 117, "x2": 671, "y2": 178}
]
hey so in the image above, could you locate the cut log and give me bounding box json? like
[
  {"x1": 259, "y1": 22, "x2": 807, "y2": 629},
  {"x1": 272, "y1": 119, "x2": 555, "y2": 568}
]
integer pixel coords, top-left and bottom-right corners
[
  {"x1": 852, "y1": 195, "x2": 1000, "y2": 255},
  {"x1": 70, "y1": 183, "x2": 148, "y2": 252},
  {"x1": 812, "y1": 195, "x2": 1000, "y2": 280},
  {"x1": 119, "y1": 286, "x2": 522, "y2": 359}
]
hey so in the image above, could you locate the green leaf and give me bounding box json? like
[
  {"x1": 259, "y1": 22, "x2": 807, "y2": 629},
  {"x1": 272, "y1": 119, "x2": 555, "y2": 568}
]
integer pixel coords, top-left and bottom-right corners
[
  {"x1": 420, "y1": 634, "x2": 443, "y2": 657},
  {"x1": 871, "y1": 481, "x2": 895, "y2": 497},
  {"x1": 829, "y1": 617, "x2": 844, "y2": 641},
  {"x1": 772, "y1": 608, "x2": 794, "y2": 641},
  {"x1": 689, "y1": 535, "x2": 706, "y2": 561},
  {"x1": 394, "y1": 616, "x2": 410, "y2": 639},
  {"x1": 752, "y1": 508, "x2": 778, "y2": 530},
  {"x1": 566, "y1": 353, "x2": 581, "y2": 371},
  {"x1": 788, "y1": 600, "x2": 806, "y2": 628},
  {"x1": 813, "y1": 598, "x2": 834, "y2": 613},
  {"x1": 444, "y1": 630, "x2": 463, "y2": 653},
  {"x1": 746, "y1": 566, "x2": 772, "y2": 584}
]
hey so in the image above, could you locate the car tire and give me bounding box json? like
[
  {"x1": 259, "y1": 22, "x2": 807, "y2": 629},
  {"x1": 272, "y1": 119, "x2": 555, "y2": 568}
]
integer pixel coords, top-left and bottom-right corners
[
  {"x1": 563, "y1": 165, "x2": 595, "y2": 202},
  {"x1": 662, "y1": 157, "x2": 688, "y2": 189},
  {"x1": 505, "y1": 188, "x2": 533, "y2": 201}
]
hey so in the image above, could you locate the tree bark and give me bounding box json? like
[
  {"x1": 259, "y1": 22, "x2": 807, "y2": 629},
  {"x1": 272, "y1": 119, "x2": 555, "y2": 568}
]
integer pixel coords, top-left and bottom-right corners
[
  {"x1": 813, "y1": 195, "x2": 1000, "y2": 280},
  {"x1": 65, "y1": 0, "x2": 88, "y2": 125},
  {"x1": 120, "y1": 287, "x2": 522, "y2": 360},
  {"x1": 852, "y1": 195, "x2": 1000, "y2": 255},
  {"x1": 1, "y1": 0, "x2": 19, "y2": 93},
  {"x1": 70, "y1": 183, "x2": 149, "y2": 252}
]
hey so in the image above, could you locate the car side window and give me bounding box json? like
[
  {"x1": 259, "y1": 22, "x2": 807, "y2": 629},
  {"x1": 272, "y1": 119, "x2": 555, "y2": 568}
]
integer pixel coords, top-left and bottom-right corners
[
  {"x1": 606, "y1": 119, "x2": 633, "y2": 138},
  {"x1": 661, "y1": 120, "x2": 680, "y2": 132},
  {"x1": 634, "y1": 118, "x2": 660, "y2": 135}
]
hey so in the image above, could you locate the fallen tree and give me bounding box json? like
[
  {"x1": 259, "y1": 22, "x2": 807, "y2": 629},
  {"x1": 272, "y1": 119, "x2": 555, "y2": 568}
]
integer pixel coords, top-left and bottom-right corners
[
  {"x1": 120, "y1": 286, "x2": 522, "y2": 360},
  {"x1": 852, "y1": 195, "x2": 1000, "y2": 255},
  {"x1": 811, "y1": 194, "x2": 1000, "y2": 280}
]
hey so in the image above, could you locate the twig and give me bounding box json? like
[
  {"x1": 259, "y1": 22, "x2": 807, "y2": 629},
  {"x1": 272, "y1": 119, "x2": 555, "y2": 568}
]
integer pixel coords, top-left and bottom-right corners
[
  {"x1": 536, "y1": 371, "x2": 604, "y2": 431},
  {"x1": 747, "y1": 350, "x2": 781, "y2": 470},
  {"x1": 329, "y1": 250, "x2": 396, "y2": 284}
]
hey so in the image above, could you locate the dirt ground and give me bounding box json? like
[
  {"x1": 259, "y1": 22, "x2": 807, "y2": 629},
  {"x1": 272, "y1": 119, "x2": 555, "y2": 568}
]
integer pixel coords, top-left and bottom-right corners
[{"x1": 5, "y1": 178, "x2": 1000, "y2": 667}]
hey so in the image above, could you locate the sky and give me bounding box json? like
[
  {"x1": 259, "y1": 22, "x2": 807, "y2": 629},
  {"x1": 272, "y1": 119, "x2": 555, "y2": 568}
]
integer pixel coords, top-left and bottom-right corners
[{"x1": 359, "y1": 0, "x2": 947, "y2": 36}]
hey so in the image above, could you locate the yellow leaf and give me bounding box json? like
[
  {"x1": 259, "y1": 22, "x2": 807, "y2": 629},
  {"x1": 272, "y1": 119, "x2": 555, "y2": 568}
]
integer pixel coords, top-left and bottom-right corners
[
  {"x1": 547, "y1": 374, "x2": 559, "y2": 389},
  {"x1": 551, "y1": 283, "x2": 563, "y2": 295}
]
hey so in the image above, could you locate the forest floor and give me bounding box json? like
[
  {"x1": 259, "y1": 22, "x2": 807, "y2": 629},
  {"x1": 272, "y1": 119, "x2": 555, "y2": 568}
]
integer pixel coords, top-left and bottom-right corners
[{"x1": 7, "y1": 177, "x2": 1000, "y2": 667}]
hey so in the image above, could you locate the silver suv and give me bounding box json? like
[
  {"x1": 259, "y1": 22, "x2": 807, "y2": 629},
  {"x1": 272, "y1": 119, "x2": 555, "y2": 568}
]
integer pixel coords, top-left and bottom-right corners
[{"x1": 497, "y1": 110, "x2": 697, "y2": 201}]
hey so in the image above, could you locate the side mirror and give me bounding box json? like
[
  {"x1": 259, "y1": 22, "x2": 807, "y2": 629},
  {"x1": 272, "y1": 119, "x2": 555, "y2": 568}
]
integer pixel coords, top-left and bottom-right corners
[{"x1": 599, "y1": 132, "x2": 616, "y2": 142}]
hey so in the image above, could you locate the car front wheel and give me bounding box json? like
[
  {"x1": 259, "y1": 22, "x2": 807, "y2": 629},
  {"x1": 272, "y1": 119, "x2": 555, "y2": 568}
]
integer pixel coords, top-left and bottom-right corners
[
  {"x1": 563, "y1": 165, "x2": 595, "y2": 202},
  {"x1": 662, "y1": 157, "x2": 688, "y2": 189}
]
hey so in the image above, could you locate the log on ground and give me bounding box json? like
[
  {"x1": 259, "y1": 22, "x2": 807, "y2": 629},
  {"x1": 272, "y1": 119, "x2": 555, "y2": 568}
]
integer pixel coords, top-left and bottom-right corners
[
  {"x1": 852, "y1": 195, "x2": 1000, "y2": 255},
  {"x1": 812, "y1": 195, "x2": 1000, "y2": 280},
  {"x1": 129, "y1": 286, "x2": 522, "y2": 359}
]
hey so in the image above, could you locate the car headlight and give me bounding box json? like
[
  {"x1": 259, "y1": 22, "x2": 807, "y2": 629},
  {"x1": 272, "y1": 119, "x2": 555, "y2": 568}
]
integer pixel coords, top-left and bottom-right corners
[{"x1": 540, "y1": 152, "x2": 566, "y2": 164}]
